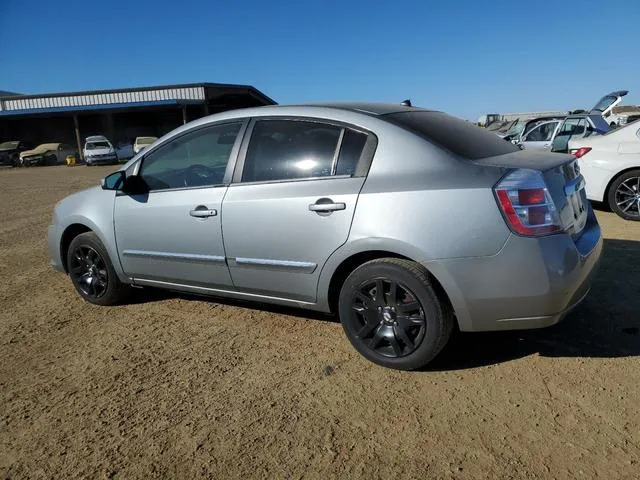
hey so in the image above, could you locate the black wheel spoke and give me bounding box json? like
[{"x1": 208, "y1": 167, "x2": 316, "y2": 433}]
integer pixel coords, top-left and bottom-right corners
[
  {"x1": 389, "y1": 334, "x2": 403, "y2": 356},
  {"x1": 70, "y1": 245, "x2": 108, "y2": 299},
  {"x1": 394, "y1": 323, "x2": 415, "y2": 349},
  {"x1": 357, "y1": 319, "x2": 380, "y2": 338},
  {"x1": 354, "y1": 291, "x2": 373, "y2": 309},
  {"x1": 368, "y1": 325, "x2": 386, "y2": 349},
  {"x1": 374, "y1": 279, "x2": 385, "y2": 307},
  {"x1": 397, "y1": 301, "x2": 419, "y2": 314},
  {"x1": 387, "y1": 280, "x2": 397, "y2": 306}
]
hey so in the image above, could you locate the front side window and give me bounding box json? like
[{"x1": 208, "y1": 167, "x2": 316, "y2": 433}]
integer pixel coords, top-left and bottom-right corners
[
  {"x1": 140, "y1": 122, "x2": 241, "y2": 191},
  {"x1": 241, "y1": 120, "x2": 342, "y2": 182}
]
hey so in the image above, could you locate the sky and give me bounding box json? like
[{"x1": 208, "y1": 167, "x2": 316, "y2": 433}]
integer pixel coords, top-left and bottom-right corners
[{"x1": 1, "y1": 0, "x2": 639, "y2": 120}]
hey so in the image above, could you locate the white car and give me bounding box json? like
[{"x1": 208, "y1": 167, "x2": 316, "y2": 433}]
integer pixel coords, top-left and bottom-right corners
[
  {"x1": 83, "y1": 135, "x2": 118, "y2": 166},
  {"x1": 568, "y1": 120, "x2": 640, "y2": 221}
]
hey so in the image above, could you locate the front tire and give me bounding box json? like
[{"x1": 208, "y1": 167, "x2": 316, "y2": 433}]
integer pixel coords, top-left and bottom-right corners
[
  {"x1": 338, "y1": 258, "x2": 454, "y2": 370},
  {"x1": 66, "y1": 232, "x2": 128, "y2": 305},
  {"x1": 608, "y1": 169, "x2": 640, "y2": 221}
]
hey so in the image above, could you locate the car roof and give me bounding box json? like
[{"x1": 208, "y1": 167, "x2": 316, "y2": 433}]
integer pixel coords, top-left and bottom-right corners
[{"x1": 286, "y1": 102, "x2": 435, "y2": 116}]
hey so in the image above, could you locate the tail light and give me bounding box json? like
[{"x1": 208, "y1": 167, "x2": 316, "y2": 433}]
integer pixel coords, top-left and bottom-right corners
[
  {"x1": 494, "y1": 169, "x2": 562, "y2": 236},
  {"x1": 573, "y1": 147, "x2": 592, "y2": 158}
]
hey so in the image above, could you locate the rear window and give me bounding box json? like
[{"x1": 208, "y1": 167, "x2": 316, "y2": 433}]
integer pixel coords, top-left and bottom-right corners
[{"x1": 384, "y1": 111, "x2": 520, "y2": 159}]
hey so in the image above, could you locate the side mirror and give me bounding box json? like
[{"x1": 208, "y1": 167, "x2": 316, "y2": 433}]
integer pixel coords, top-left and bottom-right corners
[
  {"x1": 101, "y1": 171, "x2": 126, "y2": 190},
  {"x1": 121, "y1": 175, "x2": 150, "y2": 195}
]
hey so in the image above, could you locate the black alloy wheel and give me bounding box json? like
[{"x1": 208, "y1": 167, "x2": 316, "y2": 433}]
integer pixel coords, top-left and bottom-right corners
[
  {"x1": 339, "y1": 258, "x2": 454, "y2": 370},
  {"x1": 69, "y1": 245, "x2": 109, "y2": 299},
  {"x1": 350, "y1": 278, "x2": 426, "y2": 358},
  {"x1": 609, "y1": 169, "x2": 640, "y2": 221}
]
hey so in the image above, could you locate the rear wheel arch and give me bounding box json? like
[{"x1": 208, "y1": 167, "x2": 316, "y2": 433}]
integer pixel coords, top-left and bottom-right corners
[
  {"x1": 326, "y1": 250, "x2": 456, "y2": 322},
  {"x1": 604, "y1": 167, "x2": 640, "y2": 207}
]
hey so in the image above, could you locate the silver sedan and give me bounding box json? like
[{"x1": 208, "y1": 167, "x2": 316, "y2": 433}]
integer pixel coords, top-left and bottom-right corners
[{"x1": 48, "y1": 103, "x2": 602, "y2": 370}]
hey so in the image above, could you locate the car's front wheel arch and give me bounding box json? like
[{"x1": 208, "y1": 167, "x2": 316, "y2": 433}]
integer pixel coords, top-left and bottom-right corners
[{"x1": 60, "y1": 223, "x2": 93, "y2": 273}]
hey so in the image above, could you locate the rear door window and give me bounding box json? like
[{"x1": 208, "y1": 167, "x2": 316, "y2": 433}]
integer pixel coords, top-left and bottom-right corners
[
  {"x1": 241, "y1": 120, "x2": 349, "y2": 183},
  {"x1": 383, "y1": 111, "x2": 520, "y2": 159}
]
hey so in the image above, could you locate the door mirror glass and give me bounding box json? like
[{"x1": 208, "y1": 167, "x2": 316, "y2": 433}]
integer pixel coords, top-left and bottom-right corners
[{"x1": 101, "y1": 171, "x2": 126, "y2": 190}]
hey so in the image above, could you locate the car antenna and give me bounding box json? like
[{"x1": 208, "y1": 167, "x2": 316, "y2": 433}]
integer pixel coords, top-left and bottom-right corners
[{"x1": 401, "y1": 99, "x2": 412, "y2": 107}]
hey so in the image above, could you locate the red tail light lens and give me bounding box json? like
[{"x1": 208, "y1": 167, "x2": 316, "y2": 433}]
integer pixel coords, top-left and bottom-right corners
[
  {"x1": 573, "y1": 147, "x2": 592, "y2": 158},
  {"x1": 494, "y1": 169, "x2": 562, "y2": 236}
]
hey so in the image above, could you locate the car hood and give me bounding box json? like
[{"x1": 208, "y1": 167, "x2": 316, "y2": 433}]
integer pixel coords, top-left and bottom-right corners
[
  {"x1": 20, "y1": 147, "x2": 52, "y2": 157},
  {"x1": 590, "y1": 90, "x2": 628, "y2": 117}
]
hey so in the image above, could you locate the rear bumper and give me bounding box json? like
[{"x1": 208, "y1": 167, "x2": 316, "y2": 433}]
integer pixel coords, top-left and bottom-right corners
[{"x1": 427, "y1": 209, "x2": 602, "y2": 332}]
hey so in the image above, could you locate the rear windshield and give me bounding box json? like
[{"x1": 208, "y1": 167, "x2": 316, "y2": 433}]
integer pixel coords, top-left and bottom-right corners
[
  {"x1": 86, "y1": 141, "x2": 110, "y2": 149},
  {"x1": 137, "y1": 137, "x2": 156, "y2": 144},
  {"x1": 0, "y1": 141, "x2": 19, "y2": 149},
  {"x1": 384, "y1": 111, "x2": 520, "y2": 159}
]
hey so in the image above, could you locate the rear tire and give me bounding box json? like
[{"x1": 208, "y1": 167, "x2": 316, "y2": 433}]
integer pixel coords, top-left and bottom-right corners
[
  {"x1": 67, "y1": 232, "x2": 129, "y2": 305},
  {"x1": 608, "y1": 169, "x2": 640, "y2": 221},
  {"x1": 338, "y1": 258, "x2": 454, "y2": 370}
]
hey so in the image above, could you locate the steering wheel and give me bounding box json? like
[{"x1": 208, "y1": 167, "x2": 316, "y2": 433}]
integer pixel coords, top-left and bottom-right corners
[{"x1": 184, "y1": 164, "x2": 218, "y2": 187}]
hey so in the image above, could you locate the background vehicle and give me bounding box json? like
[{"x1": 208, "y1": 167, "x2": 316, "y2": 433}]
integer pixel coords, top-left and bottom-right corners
[
  {"x1": 0, "y1": 140, "x2": 32, "y2": 166},
  {"x1": 133, "y1": 136, "x2": 157, "y2": 154},
  {"x1": 48, "y1": 103, "x2": 601, "y2": 370},
  {"x1": 83, "y1": 135, "x2": 118, "y2": 166},
  {"x1": 502, "y1": 116, "x2": 565, "y2": 143},
  {"x1": 569, "y1": 122, "x2": 640, "y2": 221},
  {"x1": 518, "y1": 120, "x2": 562, "y2": 150},
  {"x1": 19, "y1": 143, "x2": 77, "y2": 166}
]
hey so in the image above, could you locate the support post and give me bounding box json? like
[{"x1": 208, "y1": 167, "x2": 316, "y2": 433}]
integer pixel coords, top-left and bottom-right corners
[
  {"x1": 203, "y1": 102, "x2": 209, "y2": 116},
  {"x1": 73, "y1": 114, "x2": 83, "y2": 161},
  {"x1": 182, "y1": 106, "x2": 187, "y2": 125}
]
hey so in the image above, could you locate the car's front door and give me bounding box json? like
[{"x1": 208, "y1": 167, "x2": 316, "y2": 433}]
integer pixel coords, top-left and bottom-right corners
[
  {"x1": 114, "y1": 120, "x2": 246, "y2": 289},
  {"x1": 221, "y1": 118, "x2": 375, "y2": 303},
  {"x1": 520, "y1": 121, "x2": 560, "y2": 150}
]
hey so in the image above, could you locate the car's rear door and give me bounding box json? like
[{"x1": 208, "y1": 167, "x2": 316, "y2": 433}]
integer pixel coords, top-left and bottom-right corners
[{"x1": 221, "y1": 117, "x2": 376, "y2": 303}]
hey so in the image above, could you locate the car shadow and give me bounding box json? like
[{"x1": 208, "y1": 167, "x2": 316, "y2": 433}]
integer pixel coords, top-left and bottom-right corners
[
  {"x1": 123, "y1": 239, "x2": 639, "y2": 369},
  {"x1": 428, "y1": 238, "x2": 640, "y2": 370}
]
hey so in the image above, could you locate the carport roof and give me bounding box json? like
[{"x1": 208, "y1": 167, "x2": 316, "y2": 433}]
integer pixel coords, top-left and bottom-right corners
[{"x1": 0, "y1": 82, "x2": 276, "y2": 117}]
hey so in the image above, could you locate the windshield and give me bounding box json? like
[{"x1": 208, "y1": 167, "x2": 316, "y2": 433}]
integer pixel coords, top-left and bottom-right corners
[
  {"x1": 384, "y1": 111, "x2": 520, "y2": 159},
  {"x1": 505, "y1": 120, "x2": 526, "y2": 137},
  {"x1": 86, "y1": 141, "x2": 111, "y2": 149},
  {"x1": 0, "y1": 141, "x2": 19, "y2": 149}
]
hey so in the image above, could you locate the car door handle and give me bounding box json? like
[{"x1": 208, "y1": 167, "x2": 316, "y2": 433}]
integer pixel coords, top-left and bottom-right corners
[
  {"x1": 309, "y1": 202, "x2": 346, "y2": 212},
  {"x1": 189, "y1": 206, "x2": 217, "y2": 218}
]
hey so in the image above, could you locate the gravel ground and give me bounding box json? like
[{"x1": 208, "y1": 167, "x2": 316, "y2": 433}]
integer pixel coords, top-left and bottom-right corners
[{"x1": 1, "y1": 165, "x2": 639, "y2": 479}]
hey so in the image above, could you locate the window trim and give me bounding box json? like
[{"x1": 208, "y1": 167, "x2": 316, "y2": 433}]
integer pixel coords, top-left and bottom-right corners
[
  {"x1": 231, "y1": 116, "x2": 378, "y2": 185},
  {"x1": 129, "y1": 118, "x2": 249, "y2": 194}
]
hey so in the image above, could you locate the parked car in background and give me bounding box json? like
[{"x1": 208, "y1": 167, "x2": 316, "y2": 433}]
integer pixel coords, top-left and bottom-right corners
[
  {"x1": 502, "y1": 116, "x2": 566, "y2": 143},
  {"x1": 48, "y1": 103, "x2": 602, "y2": 370},
  {"x1": 133, "y1": 136, "x2": 157, "y2": 154},
  {"x1": 19, "y1": 143, "x2": 77, "y2": 166},
  {"x1": 83, "y1": 135, "x2": 118, "y2": 166},
  {"x1": 568, "y1": 121, "x2": 640, "y2": 221},
  {"x1": 0, "y1": 140, "x2": 32, "y2": 166},
  {"x1": 518, "y1": 120, "x2": 562, "y2": 150}
]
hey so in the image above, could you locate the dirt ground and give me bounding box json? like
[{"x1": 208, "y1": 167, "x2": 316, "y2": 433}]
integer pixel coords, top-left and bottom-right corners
[{"x1": 0, "y1": 165, "x2": 639, "y2": 479}]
